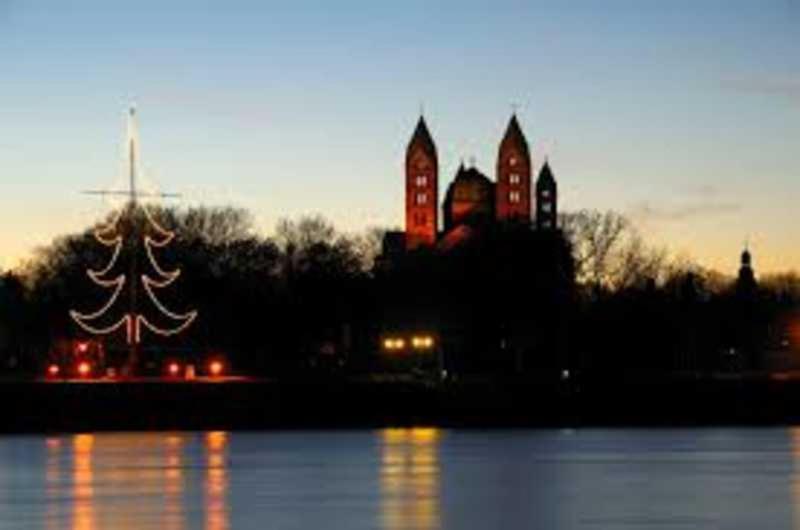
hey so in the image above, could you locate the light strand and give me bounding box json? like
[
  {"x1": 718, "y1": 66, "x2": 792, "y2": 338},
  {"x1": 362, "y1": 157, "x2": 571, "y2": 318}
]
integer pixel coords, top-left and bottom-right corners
[
  {"x1": 69, "y1": 276, "x2": 125, "y2": 320},
  {"x1": 70, "y1": 313, "x2": 131, "y2": 338},
  {"x1": 144, "y1": 237, "x2": 180, "y2": 281},
  {"x1": 142, "y1": 203, "x2": 173, "y2": 238},
  {"x1": 142, "y1": 271, "x2": 180, "y2": 289},
  {"x1": 72, "y1": 199, "x2": 197, "y2": 346},
  {"x1": 141, "y1": 275, "x2": 198, "y2": 321},
  {"x1": 138, "y1": 313, "x2": 197, "y2": 339},
  {"x1": 88, "y1": 240, "x2": 123, "y2": 280},
  {"x1": 94, "y1": 210, "x2": 123, "y2": 247}
]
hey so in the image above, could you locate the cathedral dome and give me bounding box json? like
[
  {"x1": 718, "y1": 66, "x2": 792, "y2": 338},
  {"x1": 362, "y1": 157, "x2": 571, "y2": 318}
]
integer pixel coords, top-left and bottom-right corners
[{"x1": 443, "y1": 165, "x2": 495, "y2": 231}]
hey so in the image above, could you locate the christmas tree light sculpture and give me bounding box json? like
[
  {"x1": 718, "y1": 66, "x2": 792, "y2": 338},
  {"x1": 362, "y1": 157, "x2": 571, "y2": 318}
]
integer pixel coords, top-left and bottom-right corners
[{"x1": 70, "y1": 108, "x2": 197, "y2": 373}]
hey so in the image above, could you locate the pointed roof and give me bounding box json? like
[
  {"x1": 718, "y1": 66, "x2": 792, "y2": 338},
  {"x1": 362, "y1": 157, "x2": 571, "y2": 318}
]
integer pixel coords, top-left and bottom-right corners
[
  {"x1": 537, "y1": 159, "x2": 556, "y2": 187},
  {"x1": 455, "y1": 160, "x2": 466, "y2": 177},
  {"x1": 407, "y1": 116, "x2": 437, "y2": 159},
  {"x1": 455, "y1": 165, "x2": 490, "y2": 184},
  {"x1": 741, "y1": 247, "x2": 752, "y2": 268},
  {"x1": 500, "y1": 114, "x2": 530, "y2": 159}
]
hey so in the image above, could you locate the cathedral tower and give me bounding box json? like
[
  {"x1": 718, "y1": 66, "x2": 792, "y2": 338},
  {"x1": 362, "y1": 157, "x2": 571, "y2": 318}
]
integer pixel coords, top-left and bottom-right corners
[
  {"x1": 405, "y1": 116, "x2": 438, "y2": 250},
  {"x1": 536, "y1": 160, "x2": 558, "y2": 230},
  {"x1": 496, "y1": 114, "x2": 532, "y2": 222}
]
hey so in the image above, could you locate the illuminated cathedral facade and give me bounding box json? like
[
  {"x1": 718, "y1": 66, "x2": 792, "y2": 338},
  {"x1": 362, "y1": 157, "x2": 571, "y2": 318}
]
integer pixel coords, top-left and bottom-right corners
[{"x1": 391, "y1": 114, "x2": 559, "y2": 253}]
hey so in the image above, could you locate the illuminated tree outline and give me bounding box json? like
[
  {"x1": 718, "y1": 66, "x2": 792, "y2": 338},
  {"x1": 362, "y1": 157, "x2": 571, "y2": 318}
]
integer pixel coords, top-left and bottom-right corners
[{"x1": 69, "y1": 107, "x2": 197, "y2": 370}]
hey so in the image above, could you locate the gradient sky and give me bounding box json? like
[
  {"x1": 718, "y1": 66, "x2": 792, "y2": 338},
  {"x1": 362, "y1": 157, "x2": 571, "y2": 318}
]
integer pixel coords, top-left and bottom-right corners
[{"x1": 0, "y1": 0, "x2": 798, "y2": 273}]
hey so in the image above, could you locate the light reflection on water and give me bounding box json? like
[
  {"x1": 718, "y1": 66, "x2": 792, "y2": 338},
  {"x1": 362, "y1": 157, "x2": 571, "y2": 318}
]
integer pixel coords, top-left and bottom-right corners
[
  {"x1": 37, "y1": 432, "x2": 229, "y2": 530},
  {"x1": 380, "y1": 428, "x2": 441, "y2": 530},
  {"x1": 3, "y1": 428, "x2": 800, "y2": 529},
  {"x1": 72, "y1": 434, "x2": 94, "y2": 530},
  {"x1": 205, "y1": 432, "x2": 228, "y2": 530}
]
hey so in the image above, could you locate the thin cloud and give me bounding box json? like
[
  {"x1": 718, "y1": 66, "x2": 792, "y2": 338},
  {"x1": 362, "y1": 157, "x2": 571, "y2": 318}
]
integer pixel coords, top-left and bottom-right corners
[
  {"x1": 629, "y1": 200, "x2": 741, "y2": 223},
  {"x1": 720, "y1": 76, "x2": 800, "y2": 105}
]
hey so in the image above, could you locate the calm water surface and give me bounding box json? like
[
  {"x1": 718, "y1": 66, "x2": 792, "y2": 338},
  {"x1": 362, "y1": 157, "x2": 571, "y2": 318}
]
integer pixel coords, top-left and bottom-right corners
[{"x1": 1, "y1": 428, "x2": 799, "y2": 529}]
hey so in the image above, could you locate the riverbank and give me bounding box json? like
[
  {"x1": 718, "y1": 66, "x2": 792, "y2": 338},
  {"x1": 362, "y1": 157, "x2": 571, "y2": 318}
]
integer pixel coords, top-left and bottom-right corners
[{"x1": 2, "y1": 376, "x2": 800, "y2": 432}]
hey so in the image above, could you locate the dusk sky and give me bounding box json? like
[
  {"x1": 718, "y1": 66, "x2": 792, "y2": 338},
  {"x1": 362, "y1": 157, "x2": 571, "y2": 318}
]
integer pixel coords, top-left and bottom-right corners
[{"x1": 0, "y1": 1, "x2": 797, "y2": 273}]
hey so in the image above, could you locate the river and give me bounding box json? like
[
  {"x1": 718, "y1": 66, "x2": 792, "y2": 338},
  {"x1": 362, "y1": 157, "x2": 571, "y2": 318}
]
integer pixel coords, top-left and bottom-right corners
[{"x1": 0, "y1": 428, "x2": 798, "y2": 529}]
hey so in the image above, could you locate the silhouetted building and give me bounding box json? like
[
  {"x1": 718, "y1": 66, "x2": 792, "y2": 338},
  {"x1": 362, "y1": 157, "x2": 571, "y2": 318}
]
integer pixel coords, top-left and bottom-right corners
[
  {"x1": 535, "y1": 160, "x2": 557, "y2": 231},
  {"x1": 496, "y1": 114, "x2": 532, "y2": 222},
  {"x1": 385, "y1": 114, "x2": 560, "y2": 255},
  {"x1": 733, "y1": 246, "x2": 761, "y2": 371},
  {"x1": 378, "y1": 114, "x2": 574, "y2": 379},
  {"x1": 736, "y1": 247, "x2": 757, "y2": 297},
  {"x1": 404, "y1": 117, "x2": 439, "y2": 250},
  {"x1": 443, "y1": 164, "x2": 495, "y2": 231}
]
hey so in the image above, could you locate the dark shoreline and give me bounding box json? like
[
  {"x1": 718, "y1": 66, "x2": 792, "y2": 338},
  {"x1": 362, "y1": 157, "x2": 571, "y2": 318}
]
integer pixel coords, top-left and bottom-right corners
[{"x1": 2, "y1": 377, "x2": 800, "y2": 433}]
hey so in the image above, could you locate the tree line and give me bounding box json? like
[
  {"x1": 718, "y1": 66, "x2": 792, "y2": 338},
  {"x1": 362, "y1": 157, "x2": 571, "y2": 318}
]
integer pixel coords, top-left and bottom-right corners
[{"x1": 0, "y1": 205, "x2": 796, "y2": 379}]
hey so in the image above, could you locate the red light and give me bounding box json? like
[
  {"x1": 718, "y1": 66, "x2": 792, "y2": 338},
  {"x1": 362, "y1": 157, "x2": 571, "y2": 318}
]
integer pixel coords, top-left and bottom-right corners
[
  {"x1": 77, "y1": 362, "x2": 91, "y2": 376},
  {"x1": 76, "y1": 342, "x2": 89, "y2": 354},
  {"x1": 209, "y1": 361, "x2": 223, "y2": 376},
  {"x1": 168, "y1": 362, "x2": 181, "y2": 376},
  {"x1": 47, "y1": 364, "x2": 60, "y2": 376}
]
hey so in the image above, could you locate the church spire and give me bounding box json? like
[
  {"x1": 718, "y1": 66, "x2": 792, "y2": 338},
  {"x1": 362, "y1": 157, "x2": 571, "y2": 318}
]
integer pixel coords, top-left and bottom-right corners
[
  {"x1": 405, "y1": 115, "x2": 438, "y2": 250},
  {"x1": 496, "y1": 113, "x2": 532, "y2": 222},
  {"x1": 408, "y1": 115, "x2": 437, "y2": 160},
  {"x1": 500, "y1": 113, "x2": 530, "y2": 159},
  {"x1": 536, "y1": 159, "x2": 558, "y2": 231}
]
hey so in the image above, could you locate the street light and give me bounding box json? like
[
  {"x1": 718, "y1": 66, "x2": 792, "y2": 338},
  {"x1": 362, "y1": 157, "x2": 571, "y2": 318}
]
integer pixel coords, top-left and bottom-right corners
[
  {"x1": 77, "y1": 361, "x2": 91, "y2": 377},
  {"x1": 412, "y1": 335, "x2": 434, "y2": 350},
  {"x1": 209, "y1": 360, "x2": 224, "y2": 377},
  {"x1": 383, "y1": 338, "x2": 406, "y2": 351},
  {"x1": 167, "y1": 362, "x2": 181, "y2": 377}
]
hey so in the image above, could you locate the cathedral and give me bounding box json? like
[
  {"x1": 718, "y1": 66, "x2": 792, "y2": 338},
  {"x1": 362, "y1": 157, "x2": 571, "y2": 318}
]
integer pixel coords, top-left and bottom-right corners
[
  {"x1": 377, "y1": 113, "x2": 572, "y2": 377},
  {"x1": 385, "y1": 114, "x2": 559, "y2": 254}
]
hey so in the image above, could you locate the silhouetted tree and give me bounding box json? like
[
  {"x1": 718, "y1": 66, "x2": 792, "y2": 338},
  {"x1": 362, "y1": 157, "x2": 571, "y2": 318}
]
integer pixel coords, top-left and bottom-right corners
[{"x1": 1, "y1": 204, "x2": 794, "y2": 383}]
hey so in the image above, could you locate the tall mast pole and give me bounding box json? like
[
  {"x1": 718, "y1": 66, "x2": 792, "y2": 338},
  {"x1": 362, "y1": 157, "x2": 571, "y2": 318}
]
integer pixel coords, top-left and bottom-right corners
[
  {"x1": 129, "y1": 110, "x2": 137, "y2": 205},
  {"x1": 126, "y1": 106, "x2": 140, "y2": 375}
]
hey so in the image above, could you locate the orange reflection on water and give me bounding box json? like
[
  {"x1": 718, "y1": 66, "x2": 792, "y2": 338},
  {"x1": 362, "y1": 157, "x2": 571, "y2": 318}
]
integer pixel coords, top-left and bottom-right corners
[
  {"x1": 45, "y1": 437, "x2": 63, "y2": 530},
  {"x1": 40, "y1": 432, "x2": 233, "y2": 530},
  {"x1": 205, "y1": 431, "x2": 229, "y2": 530},
  {"x1": 163, "y1": 434, "x2": 186, "y2": 530},
  {"x1": 380, "y1": 428, "x2": 442, "y2": 530},
  {"x1": 42, "y1": 433, "x2": 197, "y2": 530},
  {"x1": 72, "y1": 434, "x2": 95, "y2": 530}
]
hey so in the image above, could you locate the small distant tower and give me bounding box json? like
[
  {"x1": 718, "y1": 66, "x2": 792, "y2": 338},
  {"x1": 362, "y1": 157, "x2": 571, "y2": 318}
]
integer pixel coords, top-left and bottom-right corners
[
  {"x1": 535, "y1": 160, "x2": 558, "y2": 230},
  {"x1": 405, "y1": 116, "x2": 438, "y2": 250},
  {"x1": 496, "y1": 114, "x2": 532, "y2": 222},
  {"x1": 737, "y1": 246, "x2": 757, "y2": 295}
]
